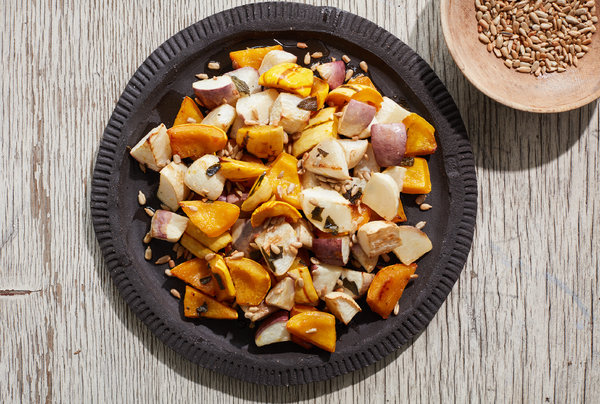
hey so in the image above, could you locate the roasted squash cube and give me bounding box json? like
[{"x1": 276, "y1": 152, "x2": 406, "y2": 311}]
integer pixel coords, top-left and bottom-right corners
[
  {"x1": 403, "y1": 114, "x2": 437, "y2": 156},
  {"x1": 229, "y1": 45, "x2": 283, "y2": 69},
  {"x1": 236, "y1": 125, "x2": 285, "y2": 158},
  {"x1": 219, "y1": 157, "x2": 268, "y2": 181},
  {"x1": 207, "y1": 254, "x2": 236, "y2": 301},
  {"x1": 250, "y1": 200, "x2": 302, "y2": 227},
  {"x1": 241, "y1": 172, "x2": 273, "y2": 212},
  {"x1": 366, "y1": 263, "x2": 417, "y2": 319},
  {"x1": 180, "y1": 200, "x2": 240, "y2": 238},
  {"x1": 266, "y1": 153, "x2": 302, "y2": 209},
  {"x1": 310, "y1": 76, "x2": 330, "y2": 110},
  {"x1": 401, "y1": 157, "x2": 431, "y2": 194},
  {"x1": 286, "y1": 311, "x2": 336, "y2": 353},
  {"x1": 225, "y1": 257, "x2": 271, "y2": 306},
  {"x1": 170, "y1": 258, "x2": 217, "y2": 296},
  {"x1": 184, "y1": 222, "x2": 232, "y2": 252},
  {"x1": 173, "y1": 96, "x2": 204, "y2": 126},
  {"x1": 258, "y1": 63, "x2": 314, "y2": 98},
  {"x1": 167, "y1": 124, "x2": 228, "y2": 159},
  {"x1": 183, "y1": 285, "x2": 238, "y2": 320}
]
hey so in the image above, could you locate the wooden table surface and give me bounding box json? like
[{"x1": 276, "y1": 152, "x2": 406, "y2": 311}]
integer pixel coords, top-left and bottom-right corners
[{"x1": 1, "y1": 0, "x2": 598, "y2": 402}]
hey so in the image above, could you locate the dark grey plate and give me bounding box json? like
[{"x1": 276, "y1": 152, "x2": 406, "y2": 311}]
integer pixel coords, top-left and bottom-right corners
[{"x1": 91, "y1": 2, "x2": 477, "y2": 385}]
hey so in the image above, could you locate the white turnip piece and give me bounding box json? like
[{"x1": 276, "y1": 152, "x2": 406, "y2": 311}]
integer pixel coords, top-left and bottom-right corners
[
  {"x1": 310, "y1": 263, "x2": 343, "y2": 298},
  {"x1": 264, "y1": 278, "x2": 295, "y2": 311},
  {"x1": 370, "y1": 123, "x2": 407, "y2": 166},
  {"x1": 337, "y1": 139, "x2": 369, "y2": 169},
  {"x1": 323, "y1": 292, "x2": 361, "y2": 325},
  {"x1": 269, "y1": 93, "x2": 311, "y2": 134},
  {"x1": 382, "y1": 166, "x2": 407, "y2": 190},
  {"x1": 255, "y1": 222, "x2": 298, "y2": 276},
  {"x1": 225, "y1": 67, "x2": 261, "y2": 94},
  {"x1": 337, "y1": 99, "x2": 376, "y2": 138},
  {"x1": 130, "y1": 124, "x2": 172, "y2": 172},
  {"x1": 201, "y1": 104, "x2": 237, "y2": 133},
  {"x1": 303, "y1": 139, "x2": 350, "y2": 180},
  {"x1": 340, "y1": 269, "x2": 374, "y2": 298},
  {"x1": 351, "y1": 243, "x2": 378, "y2": 273},
  {"x1": 357, "y1": 220, "x2": 402, "y2": 257},
  {"x1": 300, "y1": 187, "x2": 354, "y2": 234},
  {"x1": 393, "y1": 225, "x2": 433, "y2": 265},
  {"x1": 157, "y1": 161, "x2": 189, "y2": 211},
  {"x1": 184, "y1": 154, "x2": 225, "y2": 200},
  {"x1": 312, "y1": 237, "x2": 350, "y2": 266},
  {"x1": 236, "y1": 89, "x2": 279, "y2": 126},
  {"x1": 192, "y1": 76, "x2": 240, "y2": 109},
  {"x1": 316, "y1": 61, "x2": 345, "y2": 89},
  {"x1": 150, "y1": 210, "x2": 189, "y2": 242},
  {"x1": 375, "y1": 96, "x2": 411, "y2": 124},
  {"x1": 258, "y1": 50, "x2": 297, "y2": 75},
  {"x1": 254, "y1": 311, "x2": 291, "y2": 347},
  {"x1": 361, "y1": 172, "x2": 400, "y2": 220}
]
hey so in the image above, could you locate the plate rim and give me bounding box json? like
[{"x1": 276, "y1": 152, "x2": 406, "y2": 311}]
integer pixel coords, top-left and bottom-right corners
[{"x1": 91, "y1": 1, "x2": 477, "y2": 385}]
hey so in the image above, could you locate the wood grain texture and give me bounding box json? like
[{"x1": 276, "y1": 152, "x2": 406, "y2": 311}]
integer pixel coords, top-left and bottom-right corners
[{"x1": 0, "y1": 0, "x2": 597, "y2": 402}]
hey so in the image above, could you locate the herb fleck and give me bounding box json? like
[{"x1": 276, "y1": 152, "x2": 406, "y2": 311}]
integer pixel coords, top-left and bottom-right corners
[
  {"x1": 316, "y1": 148, "x2": 329, "y2": 157},
  {"x1": 311, "y1": 206, "x2": 324, "y2": 221},
  {"x1": 231, "y1": 76, "x2": 250, "y2": 95},
  {"x1": 196, "y1": 302, "x2": 209, "y2": 315},
  {"x1": 206, "y1": 163, "x2": 221, "y2": 177},
  {"x1": 342, "y1": 278, "x2": 360, "y2": 296},
  {"x1": 200, "y1": 276, "x2": 212, "y2": 285},
  {"x1": 324, "y1": 216, "x2": 339, "y2": 235},
  {"x1": 343, "y1": 187, "x2": 362, "y2": 204},
  {"x1": 400, "y1": 157, "x2": 414, "y2": 167},
  {"x1": 213, "y1": 273, "x2": 225, "y2": 290}
]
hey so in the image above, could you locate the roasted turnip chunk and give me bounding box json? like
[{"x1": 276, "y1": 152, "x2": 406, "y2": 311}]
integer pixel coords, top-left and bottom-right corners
[
  {"x1": 361, "y1": 173, "x2": 399, "y2": 220},
  {"x1": 353, "y1": 144, "x2": 380, "y2": 178},
  {"x1": 192, "y1": 76, "x2": 240, "y2": 109},
  {"x1": 157, "y1": 161, "x2": 189, "y2": 211},
  {"x1": 311, "y1": 263, "x2": 343, "y2": 298},
  {"x1": 184, "y1": 154, "x2": 225, "y2": 200},
  {"x1": 258, "y1": 50, "x2": 297, "y2": 75},
  {"x1": 393, "y1": 225, "x2": 433, "y2": 265},
  {"x1": 225, "y1": 67, "x2": 261, "y2": 94},
  {"x1": 375, "y1": 96, "x2": 411, "y2": 124},
  {"x1": 255, "y1": 222, "x2": 298, "y2": 276},
  {"x1": 150, "y1": 210, "x2": 189, "y2": 242},
  {"x1": 265, "y1": 277, "x2": 295, "y2": 310},
  {"x1": 255, "y1": 311, "x2": 291, "y2": 347},
  {"x1": 201, "y1": 104, "x2": 237, "y2": 133},
  {"x1": 236, "y1": 89, "x2": 279, "y2": 126},
  {"x1": 300, "y1": 170, "x2": 330, "y2": 190},
  {"x1": 338, "y1": 139, "x2": 369, "y2": 169},
  {"x1": 371, "y1": 123, "x2": 407, "y2": 166},
  {"x1": 323, "y1": 292, "x2": 361, "y2": 325},
  {"x1": 293, "y1": 218, "x2": 314, "y2": 249},
  {"x1": 357, "y1": 220, "x2": 402, "y2": 257},
  {"x1": 130, "y1": 124, "x2": 172, "y2": 172},
  {"x1": 231, "y1": 219, "x2": 264, "y2": 256},
  {"x1": 338, "y1": 100, "x2": 376, "y2": 138},
  {"x1": 241, "y1": 301, "x2": 278, "y2": 322},
  {"x1": 312, "y1": 237, "x2": 350, "y2": 266},
  {"x1": 229, "y1": 115, "x2": 244, "y2": 139},
  {"x1": 269, "y1": 93, "x2": 311, "y2": 134},
  {"x1": 351, "y1": 243, "x2": 378, "y2": 273},
  {"x1": 300, "y1": 187, "x2": 354, "y2": 234},
  {"x1": 340, "y1": 269, "x2": 374, "y2": 298},
  {"x1": 303, "y1": 139, "x2": 350, "y2": 180},
  {"x1": 382, "y1": 166, "x2": 407, "y2": 190},
  {"x1": 316, "y1": 61, "x2": 345, "y2": 89}
]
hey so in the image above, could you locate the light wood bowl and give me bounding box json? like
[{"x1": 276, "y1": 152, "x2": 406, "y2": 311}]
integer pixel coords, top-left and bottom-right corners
[{"x1": 440, "y1": 0, "x2": 600, "y2": 112}]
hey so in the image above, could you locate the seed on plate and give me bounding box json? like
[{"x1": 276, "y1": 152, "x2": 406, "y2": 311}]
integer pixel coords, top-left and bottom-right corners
[
  {"x1": 393, "y1": 302, "x2": 400, "y2": 316},
  {"x1": 176, "y1": 245, "x2": 184, "y2": 259},
  {"x1": 204, "y1": 252, "x2": 215, "y2": 261},
  {"x1": 342, "y1": 54, "x2": 351, "y2": 63},
  {"x1": 304, "y1": 52, "x2": 311, "y2": 65},
  {"x1": 305, "y1": 328, "x2": 317, "y2": 334},
  {"x1": 229, "y1": 251, "x2": 244, "y2": 260},
  {"x1": 187, "y1": 205, "x2": 198, "y2": 212},
  {"x1": 144, "y1": 246, "x2": 152, "y2": 261},
  {"x1": 195, "y1": 73, "x2": 209, "y2": 80},
  {"x1": 310, "y1": 63, "x2": 318, "y2": 71},
  {"x1": 311, "y1": 51, "x2": 323, "y2": 59},
  {"x1": 168, "y1": 259, "x2": 175, "y2": 268},
  {"x1": 144, "y1": 207, "x2": 154, "y2": 217},
  {"x1": 296, "y1": 277, "x2": 304, "y2": 288},
  {"x1": 410, "y1": 274, "x2": 419, "y2": 280},
  {"x1": 287, "y1": 183, "x2": 296, "y2": 193},
  {"x1": 155, "y1": 255, "x2": 171, "y2": 265},
  {"x1": 277, "y1": 170, "x2": 285, "y2": 179},
  {"x1": 143, "y1": 232, "x2": 152, "y2": 244},
  {"x1": 291, "y1": 241, "x2": 303, "y2": 249},
  {"x1": 415, "y1": 221, "x2": 427, "y2": 230},
  {"x1": 504, "y1": 59, "x2": 513, "y2": 68},
  {"x1": 186, "y1": 117, "x2": 197, "y2": 124},
  {"x1": 420, "y1": 203, "x2": 433, "y2": 211},
  {"x1": 310, "y1": 257, "x2": 320, "y2": 265},
  {"x1": 207, "y1": 61, "x2": 220, "y2": 70},
  {"x1": 173, "y1": 154, "x2": 181, "y2": 164},
  {"x1": 345, "y1": 69, "x2": 354, "y2": 81},
  {"x1": 359, "y1": 60, "x2": 368, "y2": 72},
  {"x1": 249, "y1": 242, "x2": 259, "y2": 250},
  {"x1": 479, "y1": 33, "x2": 491, "y2": 44},
  {"x1": 170, "y1": 289, "x2": 181, "y2": 299},
  {"x1": 138, "y1": 190, "x2": 147, "y2": 205},
  {"x1": 296, "y1": 42, "x2": 308, "y2": 49},
  {"x1": 517, "y1": 66, "x2": 532, "y2": 72},
  {"x1": 289, "y1": 245, "x2": 298, "y2": 255},
  {"x1": 270, "y1": 244, "x2": 281, "y2": 255},
  {"x1": 164, "y1": 269, "x2": 173, "y2": 277}
]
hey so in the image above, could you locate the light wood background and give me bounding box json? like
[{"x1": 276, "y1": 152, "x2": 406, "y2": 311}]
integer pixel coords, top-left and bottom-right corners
[{"x1": 1, "y1": 0, "x2": 598, "y2": 402}]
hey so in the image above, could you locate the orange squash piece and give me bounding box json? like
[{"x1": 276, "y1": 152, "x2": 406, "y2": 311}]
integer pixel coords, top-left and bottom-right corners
[
  {"x1": 392, "y1": 197, "x2": 407, "y2": 223},
  {"x1": 310, "y1": 76, "x2": 330, "y2": 110},
  {"x1": 401, "y1": 158, "x2": 431, "y2": 194},
  {"x1": 225, "y1": 257, "x2": 271, "y2": 306},
  {"x1": 236, "y1": 125, "x2": 285, "y2": 158},
  {"x1": 170, "y1": 258, "x2": 217, "y2": 296},
  {"x1": 286, "y1": 311, "x2": 336, "y2": 353},
  {"x1": 288, "y1": 264, "x2": 319, "y2": 306},
  {"x1": 351, "y1": 86, "x2": 383, "y2": 109},
  {"x1": 258, "y1": 63, "x2": 314, "y2": 98},
  {"x1": 207, "y1": 254, "x2": 236, "y2": 301},
  {"x1": 167, "y1": 124, "x2": 228, "y2": 159},
  {"x1": 325, "y1": 84, "x2": 368, "y2": 107},
  {"x1": 266, "y1": 152, "x2": 302, "y2": 209},
  {"x1": 184, "y1": 222, "x2": 232, "y2": 252},
  {"x1": 173, "y1": 96, "x2": 204, "y2": 126},
  {"x1": 241, "y1": 171, "x2": 273, "y2": 212},
  {"x1": 219, "y1": 157, "x2": 268, "y2": 181},
  {"x1": 250, "y1": 200, "x2": 302, "y2": 227},
  {"x1": 366, "y1": 263, "x2": 417, "y2": 319},
  {"x1": 183, "y1": 285, "x2": 238, "y2": 320},
  {"x1": 229, "y1": 45, "x2": 283, "y2": 69},
  {"x1": 403, "y1": 114, "x2": 437, "y2": 156},
  {"x1": 180, "y1": 200, "x2": 240, "y2": 238},
  {"x1": 290, "y1": 304, "x2": 318, "y2": 317},
  {"x1": 179, "y1": 233, "x2": 212, "y2": 259},
  {"x1": 351, "y1": 204, "x2": 371, "y2": 229},
  {"x1": 347, "y1": 75, "x2": 377, "y2": 89}
]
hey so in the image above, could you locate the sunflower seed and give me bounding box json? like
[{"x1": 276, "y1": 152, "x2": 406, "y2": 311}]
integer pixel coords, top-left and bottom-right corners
[
  {"x1": 144, "y1": 246, "x2": 152, "y2": 261},
  {"x1": 420, "y1": 203, "x2": 433, "y2": 211},
  {"x1": 207, "y1": 61, "x2": 220, "y2": 70},
  {"x1": 359, "y1": 61, "x2": 368, "y2": 72},
  {"x1": 170, "y1": 289, "x2": 181, "y2": 299},
  {"x1": 297, "y1": 42, "x2": 308, "y2": 49}
]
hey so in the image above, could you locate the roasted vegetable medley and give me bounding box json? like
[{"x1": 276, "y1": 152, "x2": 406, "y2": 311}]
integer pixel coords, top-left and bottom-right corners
[{"x1": 130, "y1": 44, "x2": 438, "y2": 352}]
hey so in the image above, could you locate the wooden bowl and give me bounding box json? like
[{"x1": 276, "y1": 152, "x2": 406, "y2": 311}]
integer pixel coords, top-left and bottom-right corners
[{"x1": 440, "y1": 0, "x2": 600, "y2": 112}]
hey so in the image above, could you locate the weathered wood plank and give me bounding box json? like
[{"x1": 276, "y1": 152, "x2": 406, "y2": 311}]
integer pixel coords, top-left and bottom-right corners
[{"x1": 0, "y1": 0, "x2": 598, "y2": 402}]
